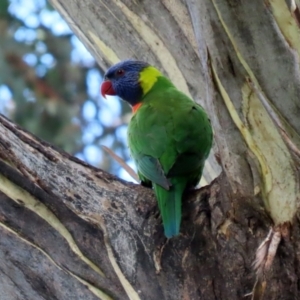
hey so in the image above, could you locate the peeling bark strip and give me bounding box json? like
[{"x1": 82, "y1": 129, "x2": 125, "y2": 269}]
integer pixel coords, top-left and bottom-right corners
[{"x1": 1, "y1": 0, "x2": 300, "y2": 298}]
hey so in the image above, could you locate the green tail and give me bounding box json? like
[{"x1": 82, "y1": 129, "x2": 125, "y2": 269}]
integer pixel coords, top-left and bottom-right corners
[{"x1": 154, "y1": 177, "x2": 188, "y2": 238}]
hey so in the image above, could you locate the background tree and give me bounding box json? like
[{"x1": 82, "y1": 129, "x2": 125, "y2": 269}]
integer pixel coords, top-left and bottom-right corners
[
  {"x1": 0, "y1": 0, "x2": 299, "y2": 300},
  {"x1": 0, "y1": 0, "x2": 135, "y2": 179}
]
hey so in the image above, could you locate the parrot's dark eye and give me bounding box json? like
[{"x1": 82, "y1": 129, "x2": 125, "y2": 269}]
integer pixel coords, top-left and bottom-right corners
[{"x1": 116, "y1": 69, "x2": 125, "y2": 76}]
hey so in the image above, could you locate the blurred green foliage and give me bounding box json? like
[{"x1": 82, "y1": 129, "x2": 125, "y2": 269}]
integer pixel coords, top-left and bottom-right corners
[
  {"x1": 0, "y1": 0, "x2": 85, "y2": 152},
  {"x1": 0, "y1": 0, "x2": 134, "y2": 181}
]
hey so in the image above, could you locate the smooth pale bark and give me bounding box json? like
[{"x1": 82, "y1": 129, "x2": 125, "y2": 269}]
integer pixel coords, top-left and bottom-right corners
[{"x1": 1, "y1": 0, "x2": 300, "y2": 299}]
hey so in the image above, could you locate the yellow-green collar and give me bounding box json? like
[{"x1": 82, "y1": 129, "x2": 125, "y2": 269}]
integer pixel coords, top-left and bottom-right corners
[{"x1": 139, "y1": 66, "x2": 162, "y2": 95}]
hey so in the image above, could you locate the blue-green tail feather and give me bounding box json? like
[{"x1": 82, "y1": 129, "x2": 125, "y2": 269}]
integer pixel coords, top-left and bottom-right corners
[{"x1": 154, "y1": 177, "x2": 188, "y2": 238}]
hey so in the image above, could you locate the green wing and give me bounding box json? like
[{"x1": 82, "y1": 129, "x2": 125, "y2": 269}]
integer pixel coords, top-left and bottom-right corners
[{"x1": 135, "y1": 154, "x2": 171, "y2": 190}]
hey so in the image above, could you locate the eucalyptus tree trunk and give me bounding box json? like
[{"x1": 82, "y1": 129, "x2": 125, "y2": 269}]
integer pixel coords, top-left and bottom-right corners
[{"x1": 1, "y1": 0, "x2": 300, "y2": 299}]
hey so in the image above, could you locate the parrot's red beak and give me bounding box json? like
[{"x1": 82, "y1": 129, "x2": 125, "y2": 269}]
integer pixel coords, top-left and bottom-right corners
[{"x1": 101, "y1": 81, "x2": 116, "y2": 99}]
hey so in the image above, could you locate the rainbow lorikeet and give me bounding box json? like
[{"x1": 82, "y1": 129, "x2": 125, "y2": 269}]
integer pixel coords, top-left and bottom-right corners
[{"x1": 101, "y1": 60, "x2": 213, "y2": 238}]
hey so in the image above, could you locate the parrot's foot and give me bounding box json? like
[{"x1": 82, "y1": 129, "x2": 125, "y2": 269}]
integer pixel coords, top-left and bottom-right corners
[{"x1": 253, "y1": 227, "x2": 281, "y2": 277}]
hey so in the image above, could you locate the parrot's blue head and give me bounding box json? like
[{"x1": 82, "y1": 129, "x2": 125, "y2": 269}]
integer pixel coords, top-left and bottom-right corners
[
  {"x1": 101, "y1": 60, "x2": 150, "y2": 106},
  {"x1": 101, "y1": 60, "x2": 162, "y2": 107}
]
